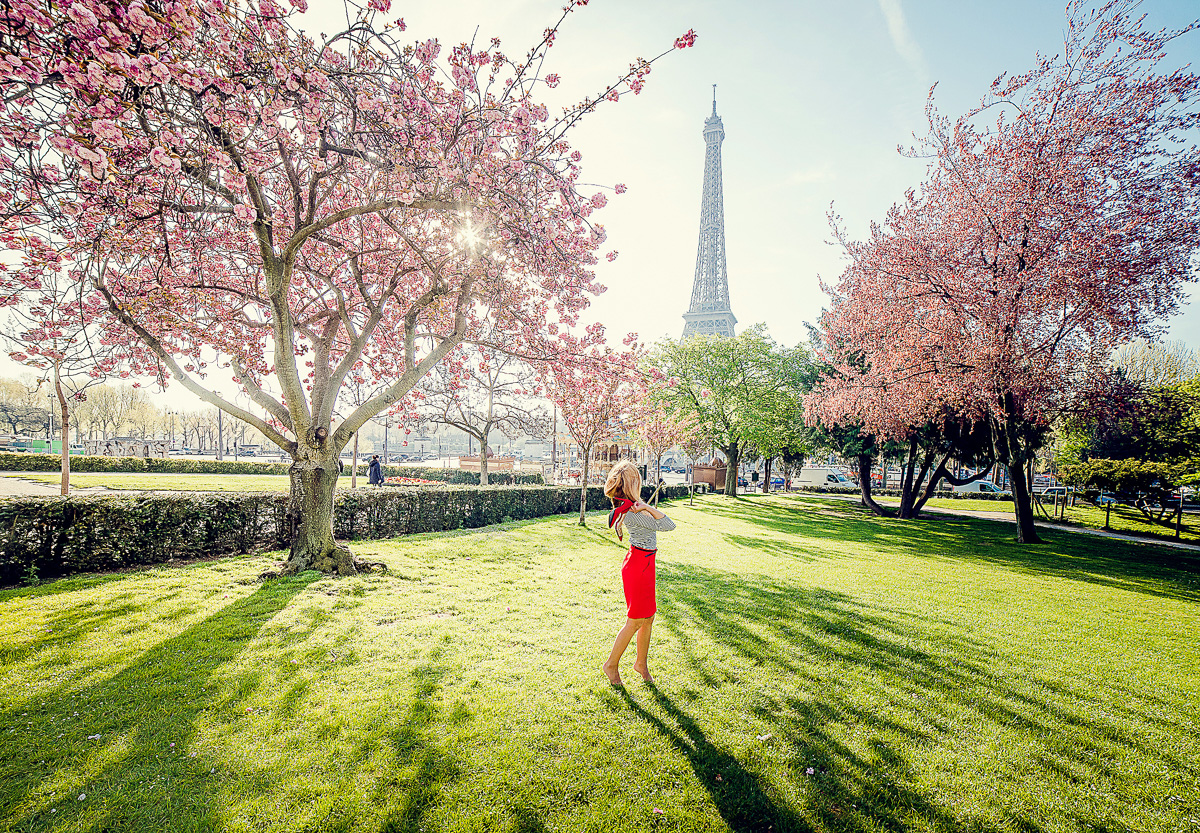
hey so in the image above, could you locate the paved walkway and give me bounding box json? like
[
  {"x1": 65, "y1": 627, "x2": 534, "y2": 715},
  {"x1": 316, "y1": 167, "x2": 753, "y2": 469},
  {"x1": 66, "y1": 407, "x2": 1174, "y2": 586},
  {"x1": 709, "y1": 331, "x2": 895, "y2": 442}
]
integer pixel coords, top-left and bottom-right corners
[
  {"x1": 797, "y1": 490, "x2": 1200, "y2": 553},
  {"x1": 0, "y1": 474, "x2": 114, "y2": 496}
]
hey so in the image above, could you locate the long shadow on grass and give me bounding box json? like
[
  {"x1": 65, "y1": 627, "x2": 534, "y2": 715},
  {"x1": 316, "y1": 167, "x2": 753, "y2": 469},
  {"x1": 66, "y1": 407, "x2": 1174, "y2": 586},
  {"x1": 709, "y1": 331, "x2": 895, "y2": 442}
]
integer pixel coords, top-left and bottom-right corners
[
  {"x1": 655, "y1": 561, "x2": 1200, "y2": 832},
  {"x1": 376, "y1": 653, "x2": 462, "y2": 833},
  {"x1": 618, "y1": 685, "x2": 808, "y2": 832},
  {"x1": 0, "y1": 573, "x2": 314, "y2": 833},
  {"x1": 702, "y1": 495, "x2": 1200, "y2": 603}
]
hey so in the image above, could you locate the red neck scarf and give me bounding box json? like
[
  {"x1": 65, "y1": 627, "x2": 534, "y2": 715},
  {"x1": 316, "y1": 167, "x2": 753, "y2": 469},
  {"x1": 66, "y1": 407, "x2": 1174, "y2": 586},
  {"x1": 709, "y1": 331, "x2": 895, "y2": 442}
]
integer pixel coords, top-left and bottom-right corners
[{"x1": 608, "y1": 496, "x2": 634, "y2": 540}]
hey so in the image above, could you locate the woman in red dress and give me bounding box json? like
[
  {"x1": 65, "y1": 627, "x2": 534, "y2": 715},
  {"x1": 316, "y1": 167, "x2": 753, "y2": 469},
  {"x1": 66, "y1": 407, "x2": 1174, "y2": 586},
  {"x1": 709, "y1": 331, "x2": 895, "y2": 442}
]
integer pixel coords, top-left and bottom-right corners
[{"x1": 602, "y1": 461, "x2": 675, "y2": 685}]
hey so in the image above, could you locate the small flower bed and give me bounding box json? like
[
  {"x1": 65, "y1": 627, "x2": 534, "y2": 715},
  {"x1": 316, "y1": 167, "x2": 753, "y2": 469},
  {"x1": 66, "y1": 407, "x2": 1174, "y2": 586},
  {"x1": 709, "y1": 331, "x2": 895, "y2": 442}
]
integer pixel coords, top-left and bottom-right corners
[{"x1": 384, "y1": 476, "x2": 443, "y2": 486}]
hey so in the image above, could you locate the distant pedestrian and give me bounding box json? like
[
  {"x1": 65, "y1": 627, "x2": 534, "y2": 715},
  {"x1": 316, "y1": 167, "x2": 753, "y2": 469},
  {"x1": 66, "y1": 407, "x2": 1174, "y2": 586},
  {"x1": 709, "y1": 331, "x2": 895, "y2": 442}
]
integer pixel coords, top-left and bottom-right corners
[{"x1": 368, "y1": 454, "x2": 383, "y2": 486}]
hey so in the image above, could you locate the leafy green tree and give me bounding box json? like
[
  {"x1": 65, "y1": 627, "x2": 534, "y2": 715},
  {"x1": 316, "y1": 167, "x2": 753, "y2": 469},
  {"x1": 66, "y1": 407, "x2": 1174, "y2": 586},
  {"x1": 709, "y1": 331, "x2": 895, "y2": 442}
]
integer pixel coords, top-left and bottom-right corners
[
  {"x1": 1059, "y1": 373, "x2": 1200, "y2": 470},
  {"x1": 742, "y1": 344, "x2": 816, "y2": 493},
  {"x1": 648, "y1": 325, "x2": 786, "y2": 497}
]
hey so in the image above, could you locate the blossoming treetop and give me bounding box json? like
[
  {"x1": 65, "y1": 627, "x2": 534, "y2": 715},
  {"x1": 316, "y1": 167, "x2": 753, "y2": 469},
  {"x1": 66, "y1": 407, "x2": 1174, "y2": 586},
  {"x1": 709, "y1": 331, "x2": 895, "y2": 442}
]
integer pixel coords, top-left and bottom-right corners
[{"x1": 0, "y1": 0, "x2": 696, "y2": 573}]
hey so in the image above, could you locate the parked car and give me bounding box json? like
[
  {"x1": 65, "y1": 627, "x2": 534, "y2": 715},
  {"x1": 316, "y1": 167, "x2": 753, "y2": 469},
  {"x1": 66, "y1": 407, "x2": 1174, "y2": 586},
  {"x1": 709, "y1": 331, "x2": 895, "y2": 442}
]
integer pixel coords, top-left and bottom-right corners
[
  {"x1": 795, "y1": 467, "x2": 854, "y2": 488},
  {"x1": 770, "y1": 476, "x2": 785, "y2": 488},
  {"x1": 951, "y1": 481, "x2": 1011, "y2": 496},
  {"x1": 737, "y1": 476, "x2": 749, "y2": 487},
  {"x1": 1039, "y1": 486, "x2": 1073, "y2": 499}
]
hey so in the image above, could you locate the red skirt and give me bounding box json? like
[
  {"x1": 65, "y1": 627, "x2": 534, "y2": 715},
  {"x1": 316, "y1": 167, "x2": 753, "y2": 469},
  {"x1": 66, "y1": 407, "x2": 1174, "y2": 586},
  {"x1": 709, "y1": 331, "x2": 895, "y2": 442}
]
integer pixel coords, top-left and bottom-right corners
[{"x1": 621, "y1": 546, "x2": 657, "y2": 619}]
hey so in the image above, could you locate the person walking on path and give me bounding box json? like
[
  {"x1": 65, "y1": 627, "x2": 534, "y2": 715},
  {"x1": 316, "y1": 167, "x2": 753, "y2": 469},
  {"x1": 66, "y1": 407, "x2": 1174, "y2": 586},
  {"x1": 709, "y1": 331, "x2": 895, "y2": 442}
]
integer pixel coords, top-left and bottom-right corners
[
  {"x1": 368, "y1": 455, "x2": 384, "y2": 487},
  {"x1": 602, "y1": 460, "x2": 675, "y2": 686}
]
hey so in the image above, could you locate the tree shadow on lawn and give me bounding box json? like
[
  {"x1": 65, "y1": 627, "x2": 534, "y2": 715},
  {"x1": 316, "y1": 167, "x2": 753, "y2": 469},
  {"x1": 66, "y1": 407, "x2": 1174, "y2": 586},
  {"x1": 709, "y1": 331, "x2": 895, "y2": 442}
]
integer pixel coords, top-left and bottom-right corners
[
  {"x1": 376, "y1": 652, "x2": 462, "y2": 833},
  {"x1": 646, "y1": 562, "x2": 1199, "y2": 833},
  {"x1": 0, "y1": 573, "x2": 316, "y2": 833},
  {"x1": 702, "y1": 495, "x2": 1200, "y2": 603}
]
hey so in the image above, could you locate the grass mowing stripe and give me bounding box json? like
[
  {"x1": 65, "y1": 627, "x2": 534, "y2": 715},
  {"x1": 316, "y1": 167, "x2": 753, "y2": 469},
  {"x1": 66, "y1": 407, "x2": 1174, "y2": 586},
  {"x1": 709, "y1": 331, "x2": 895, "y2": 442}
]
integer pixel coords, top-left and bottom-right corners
[{"x1": 1, "y1": 494, "x2": 1197, "y2": 832}]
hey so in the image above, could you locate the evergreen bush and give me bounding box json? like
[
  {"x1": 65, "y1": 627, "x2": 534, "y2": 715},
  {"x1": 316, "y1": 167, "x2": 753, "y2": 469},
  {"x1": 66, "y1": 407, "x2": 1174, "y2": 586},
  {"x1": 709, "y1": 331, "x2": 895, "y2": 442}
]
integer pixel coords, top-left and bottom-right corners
[
  {"x1": 0, "y1": 484, "x2": 689, "y2": 584},
  {"x1": 0, "y1": 452, "x2": 546, "y2": 483}
]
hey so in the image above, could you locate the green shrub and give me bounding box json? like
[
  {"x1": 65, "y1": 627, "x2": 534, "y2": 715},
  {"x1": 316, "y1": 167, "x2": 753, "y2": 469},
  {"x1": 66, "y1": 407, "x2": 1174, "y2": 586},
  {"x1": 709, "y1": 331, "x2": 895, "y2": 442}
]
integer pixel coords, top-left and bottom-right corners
[
  {"x1": 0, "y1": 452, "x2": 548, "y2": 483},
  {"x1": 0, "y1": 452, "x2": 291, "y2": 475},
  {"x1": 0, "y1": 484, "x2": 690, "y2": 585}
]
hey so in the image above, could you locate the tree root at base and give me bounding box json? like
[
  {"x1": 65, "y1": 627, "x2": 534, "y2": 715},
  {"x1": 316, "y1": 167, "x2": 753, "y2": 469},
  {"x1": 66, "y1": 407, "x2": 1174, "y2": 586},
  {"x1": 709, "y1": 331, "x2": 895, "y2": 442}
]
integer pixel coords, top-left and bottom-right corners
[{"x1": 259, "y1": 553, "x2": 389, "y2": 580}]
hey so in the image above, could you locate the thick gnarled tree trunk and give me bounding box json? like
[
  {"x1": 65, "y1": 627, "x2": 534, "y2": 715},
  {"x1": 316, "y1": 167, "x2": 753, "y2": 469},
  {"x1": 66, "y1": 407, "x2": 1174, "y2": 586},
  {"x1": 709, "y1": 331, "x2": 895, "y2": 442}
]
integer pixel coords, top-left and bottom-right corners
[{"x1": 283, "y1": 453, "x2": 355, "y2": 575}]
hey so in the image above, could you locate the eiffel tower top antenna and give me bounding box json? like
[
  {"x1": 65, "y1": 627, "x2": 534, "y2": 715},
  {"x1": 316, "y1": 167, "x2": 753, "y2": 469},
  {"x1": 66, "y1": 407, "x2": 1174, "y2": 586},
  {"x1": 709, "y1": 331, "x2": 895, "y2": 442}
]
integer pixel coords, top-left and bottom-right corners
[{"x1": 712, "y1": 83, "x2": 717, "y2": 115}]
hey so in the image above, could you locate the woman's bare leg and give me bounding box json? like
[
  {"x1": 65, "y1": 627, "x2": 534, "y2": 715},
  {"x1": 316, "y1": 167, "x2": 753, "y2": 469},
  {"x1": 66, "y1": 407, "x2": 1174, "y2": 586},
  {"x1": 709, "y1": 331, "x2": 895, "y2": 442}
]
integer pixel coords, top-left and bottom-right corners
[
  {"x1": 633, "y1": 614, "x2": 654, "y2": 682},
  {"x1": 602, "y1": 617, "x2": 646, "y2": 685}
]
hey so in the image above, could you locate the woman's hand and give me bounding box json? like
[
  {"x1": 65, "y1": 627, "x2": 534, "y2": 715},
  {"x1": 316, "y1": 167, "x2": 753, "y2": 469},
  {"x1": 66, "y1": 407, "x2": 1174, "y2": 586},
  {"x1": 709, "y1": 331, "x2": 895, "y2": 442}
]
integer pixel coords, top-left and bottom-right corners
[{"x1": 631, "y1": 500, "x2": 665, "y2": 519}]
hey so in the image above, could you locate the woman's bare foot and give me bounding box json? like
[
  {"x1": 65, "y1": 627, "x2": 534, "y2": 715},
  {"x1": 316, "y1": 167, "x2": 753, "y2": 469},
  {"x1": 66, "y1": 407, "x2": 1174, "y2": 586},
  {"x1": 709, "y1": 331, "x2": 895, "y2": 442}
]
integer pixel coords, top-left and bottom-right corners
[
  {"x1": 601, "y1": 662, "x2": 623, "y2": 686},
  {"x1": 633, "y1": 662, "x2": 653, "y2": 683}
]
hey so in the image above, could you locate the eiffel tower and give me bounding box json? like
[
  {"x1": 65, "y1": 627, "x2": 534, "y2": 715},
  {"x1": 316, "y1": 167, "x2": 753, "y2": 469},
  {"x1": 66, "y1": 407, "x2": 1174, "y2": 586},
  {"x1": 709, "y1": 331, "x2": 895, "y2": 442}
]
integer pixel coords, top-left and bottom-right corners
[{"x1": 682, "y1": 86, "x2": 737, "y2": 339}]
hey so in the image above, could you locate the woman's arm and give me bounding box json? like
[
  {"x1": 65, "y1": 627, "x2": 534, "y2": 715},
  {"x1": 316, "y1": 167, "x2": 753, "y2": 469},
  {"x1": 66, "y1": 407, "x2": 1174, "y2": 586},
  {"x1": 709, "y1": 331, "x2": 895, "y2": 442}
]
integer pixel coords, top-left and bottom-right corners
[
  {"x1": 631, "y1": 500, "x2": 666, "y2": 519},
  {"x1": 633, "y1": 501, "x2": 672, "y2": 523}
]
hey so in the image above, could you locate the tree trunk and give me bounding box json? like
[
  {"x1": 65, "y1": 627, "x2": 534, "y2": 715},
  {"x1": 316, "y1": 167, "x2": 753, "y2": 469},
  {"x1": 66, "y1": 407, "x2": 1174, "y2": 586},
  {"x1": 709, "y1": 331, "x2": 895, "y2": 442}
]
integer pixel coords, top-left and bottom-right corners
[
  {"x1": 1009, "y1": 462, "x2": 1039, "y2": 543},
  {"x1": 857, "y1": 453, "x2": 890, "y2": 516},
  {"x1": 912, "y1": 451, "x2": 953, "y2": 514},
  {"x1": 762, "y1": 457, "x2": 772, "y2": 494},
  {"x1": 898, "y1": 438, "x2": 919, "y2": 518},
  {"x1": 479, "y1": 428, "x2": 490, "y2": 486},
  {"x1": 990, "y1": 403, "x2": 1040, "y2": 544},
  {"x1": 723, "y1": 444, "x2": 739, "y2": 497},
  {"x1": 282, "y1": 453, "x2": 356, "y2": 575},
  {"x1": 653, "y1": 453, "x2": 662, "y2": 506},
  {"x1": 52, "y1": 364, "x2": 70, "y2": 495},
  {"x1": 578, "y1": 449, "x2": 591, "y2": 525},
  {"x1": 351, "y1": 432, "x2": 359, "y2": 488}
]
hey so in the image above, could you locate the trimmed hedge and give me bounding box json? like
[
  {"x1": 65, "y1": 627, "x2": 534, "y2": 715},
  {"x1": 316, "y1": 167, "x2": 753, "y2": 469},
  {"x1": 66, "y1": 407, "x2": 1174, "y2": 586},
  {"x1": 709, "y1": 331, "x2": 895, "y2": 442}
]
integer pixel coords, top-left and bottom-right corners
[
  {"x1": 0, "y1": 451, "x2": 291, "y2": 475},
  {"x1": 0, "y1": 483, "x2": 690, "y2": 585},
  {"x1": 0, "y1": 451, "x2": 545, "y2": 484}
]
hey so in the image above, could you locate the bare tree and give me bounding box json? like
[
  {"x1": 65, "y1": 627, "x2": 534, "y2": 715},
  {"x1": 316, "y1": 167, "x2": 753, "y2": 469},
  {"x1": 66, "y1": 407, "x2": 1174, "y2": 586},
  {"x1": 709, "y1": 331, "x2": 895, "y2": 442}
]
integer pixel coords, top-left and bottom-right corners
[
  {"x1": 1113, "y1": 339, "x2": 1199, "y2": 388},
  {"x1": 419, "y1": 345, "x2": 550, "y2": 485}
]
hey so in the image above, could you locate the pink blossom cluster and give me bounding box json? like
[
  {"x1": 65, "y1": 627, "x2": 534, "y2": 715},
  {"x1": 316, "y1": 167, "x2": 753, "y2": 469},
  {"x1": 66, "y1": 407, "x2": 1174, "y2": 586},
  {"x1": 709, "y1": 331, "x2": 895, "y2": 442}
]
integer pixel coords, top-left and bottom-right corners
[{"x1": 0, "y1": 0, "x2": 696, "y2": 469}]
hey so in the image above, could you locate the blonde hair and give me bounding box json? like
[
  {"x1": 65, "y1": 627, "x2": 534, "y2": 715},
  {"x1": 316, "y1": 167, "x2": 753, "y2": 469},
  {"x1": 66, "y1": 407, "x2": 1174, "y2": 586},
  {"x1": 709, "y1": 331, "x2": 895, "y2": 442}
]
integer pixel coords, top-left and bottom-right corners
[{"x1": 605, "y1": 460, "x2": 641, "y2": 504}]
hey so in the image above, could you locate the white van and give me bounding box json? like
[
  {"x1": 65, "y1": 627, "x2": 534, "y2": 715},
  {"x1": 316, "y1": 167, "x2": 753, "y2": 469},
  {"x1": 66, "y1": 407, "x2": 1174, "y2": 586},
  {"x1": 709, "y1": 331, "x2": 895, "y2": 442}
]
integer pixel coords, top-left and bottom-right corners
[
  {"x1": 951, "y1": 480, "x2": 1011, "y2": 496},
  {"x1": 796, "y1": 467, "x2": 854, "y2": 488}
]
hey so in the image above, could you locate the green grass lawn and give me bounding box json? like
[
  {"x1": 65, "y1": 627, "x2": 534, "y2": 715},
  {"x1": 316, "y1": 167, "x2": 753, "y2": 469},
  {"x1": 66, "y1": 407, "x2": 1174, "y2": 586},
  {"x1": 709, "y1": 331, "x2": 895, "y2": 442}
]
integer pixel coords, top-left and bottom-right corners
[
  {"x1": 2, "y1": 494, "x2": 1198, "y2": 833},
  {"x1": 868, "y1": 493, "x2": 1200, "y2": 546}
]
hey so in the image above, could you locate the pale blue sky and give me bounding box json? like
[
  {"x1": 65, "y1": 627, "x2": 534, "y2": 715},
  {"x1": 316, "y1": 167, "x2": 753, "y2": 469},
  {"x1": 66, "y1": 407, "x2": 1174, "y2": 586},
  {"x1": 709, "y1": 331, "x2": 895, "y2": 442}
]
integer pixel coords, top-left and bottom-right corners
[
  {"x1": 5, "y1": 1, "x2": 1197, "y2": 404},
  {"x1": 381, "y1": 0, "x2": 1200, "y2": 352}
]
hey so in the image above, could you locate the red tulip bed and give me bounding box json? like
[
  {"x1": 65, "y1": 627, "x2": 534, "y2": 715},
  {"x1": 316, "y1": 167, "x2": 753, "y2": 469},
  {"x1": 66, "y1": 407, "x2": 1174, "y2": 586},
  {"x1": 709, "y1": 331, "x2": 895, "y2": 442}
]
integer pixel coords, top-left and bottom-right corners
[{"x1": 384, "y1": 476, "x2": 443, "y2": 486}]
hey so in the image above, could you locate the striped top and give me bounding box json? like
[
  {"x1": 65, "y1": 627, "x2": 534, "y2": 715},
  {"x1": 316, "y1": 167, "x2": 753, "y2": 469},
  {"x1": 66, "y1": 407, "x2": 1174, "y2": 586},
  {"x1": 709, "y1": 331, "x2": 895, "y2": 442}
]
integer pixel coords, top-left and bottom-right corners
[{"x1": 623, "y1": 509, "x2": 676, "y2": 551}]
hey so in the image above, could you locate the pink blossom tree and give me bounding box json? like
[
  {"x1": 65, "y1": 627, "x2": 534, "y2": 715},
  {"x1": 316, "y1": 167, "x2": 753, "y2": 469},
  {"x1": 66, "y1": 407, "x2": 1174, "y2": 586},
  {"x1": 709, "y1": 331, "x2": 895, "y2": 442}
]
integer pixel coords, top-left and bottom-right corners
[
  {"x1": 2, "y1": 267, "x2": 116, "y2": 493},
  {"x1": 813, "y1": 0, "x2": 1200, "y2": 542},
  {"x1": 546, "y1": 341, "x2": 638, "y2": 525},
  {"x1": 0, "y1": 0, "x2": 695, "y2": 572},
  {"x1": 631, "y1": 399, "x2": 695, "y2": 504},
  {"x1": 417, "y1": 340, "x2": 550, "y2": 485}
]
